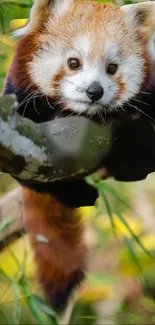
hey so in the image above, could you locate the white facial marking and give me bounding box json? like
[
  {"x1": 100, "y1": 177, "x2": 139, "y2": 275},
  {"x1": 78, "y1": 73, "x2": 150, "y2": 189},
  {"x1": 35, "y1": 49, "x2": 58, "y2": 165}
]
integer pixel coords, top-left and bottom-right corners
[
  {"x1": 29, "y1": 44, "x2": 63, "y2": 96},
  {"x1": 105, "y1": 42, "x2": 120, "y2": 64},
  {"x1": 148, "y1": 33, "x2": 155, "y2": 63},
  {"x1": 60, "y1": 60, "x2": 118, "y2": 114},
  {"x1": 74, "y1": 35, "x2": 91, "y2": 58},
  {"x1": 12, "y1": 25, "x2": 29, "y2": 38},
  {"x1": 117, "y1": 54, "x2": 144, "y2": 104},
  {"x1": 53, "y1": 0, "x2": 73, "y2": 16}
]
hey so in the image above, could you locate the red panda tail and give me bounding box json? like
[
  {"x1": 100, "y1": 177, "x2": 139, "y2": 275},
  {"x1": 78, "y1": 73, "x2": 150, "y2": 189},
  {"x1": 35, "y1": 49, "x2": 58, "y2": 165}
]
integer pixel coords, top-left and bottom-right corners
[{"x1": 22, "y1": 187, "x2": 86, "y2": 311}]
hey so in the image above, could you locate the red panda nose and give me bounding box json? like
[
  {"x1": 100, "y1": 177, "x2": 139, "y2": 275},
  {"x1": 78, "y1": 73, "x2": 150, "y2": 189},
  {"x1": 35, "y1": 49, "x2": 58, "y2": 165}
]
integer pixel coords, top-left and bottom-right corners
[{"x1": 86, "y1": 82, "x2": 104, "y2": 101}]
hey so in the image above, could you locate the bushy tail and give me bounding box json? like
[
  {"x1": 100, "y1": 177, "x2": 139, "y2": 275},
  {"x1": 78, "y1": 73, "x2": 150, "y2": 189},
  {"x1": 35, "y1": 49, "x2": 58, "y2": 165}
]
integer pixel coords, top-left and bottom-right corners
[{"x1": 22, "y1": 187, "x2": 86, "y2": 311}]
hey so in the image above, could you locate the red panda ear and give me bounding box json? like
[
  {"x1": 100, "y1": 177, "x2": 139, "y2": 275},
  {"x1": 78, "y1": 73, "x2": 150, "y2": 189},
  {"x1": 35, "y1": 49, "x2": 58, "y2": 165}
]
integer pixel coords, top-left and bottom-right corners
[
  {"x1": 121, "y1": 1, "x2": 155, "y2": 32},
  {"x1": 13, "y1": 0, "x2": 74, "y2": 38},
  {"x1": 121, "y1": 1, "x2": 155, "y2": 69}
]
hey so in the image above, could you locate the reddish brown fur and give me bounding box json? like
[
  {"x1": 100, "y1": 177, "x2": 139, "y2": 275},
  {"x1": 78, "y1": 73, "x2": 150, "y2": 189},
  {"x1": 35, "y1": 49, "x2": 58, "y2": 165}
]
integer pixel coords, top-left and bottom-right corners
[
  {"x1": 115, "y1": 78, "x2": 126, "y2": 103},
  {"x1": 53, "y1": 69, "x2": 66, "y2": 97},
  {"x1": 22, "y1": 187, "x2": 86, "y2": 309},
  {"x1": 7, "y1": 34, "x2": 41, "y2": 92}
]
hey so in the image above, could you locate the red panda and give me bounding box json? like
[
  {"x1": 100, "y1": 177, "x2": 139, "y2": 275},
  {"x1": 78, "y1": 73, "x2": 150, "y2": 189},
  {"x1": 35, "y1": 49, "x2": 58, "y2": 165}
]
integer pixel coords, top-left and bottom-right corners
[{"x1": 2, "y1": 0, "x2": 155, "y2": 311}]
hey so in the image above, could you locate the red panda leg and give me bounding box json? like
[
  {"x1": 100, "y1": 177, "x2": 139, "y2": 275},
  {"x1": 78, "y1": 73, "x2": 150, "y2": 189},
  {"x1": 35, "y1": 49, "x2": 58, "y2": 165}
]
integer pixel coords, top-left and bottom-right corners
[{"x1": 22, "y1": 187, "x2": 86, "y2": 311}]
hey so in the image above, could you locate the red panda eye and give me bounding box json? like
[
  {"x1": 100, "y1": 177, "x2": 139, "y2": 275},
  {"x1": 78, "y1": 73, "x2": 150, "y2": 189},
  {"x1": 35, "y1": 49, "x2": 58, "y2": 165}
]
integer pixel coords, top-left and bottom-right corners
[
  {"x1": 107, "y1": 63, "x2": 118, "y2": 75},
  {"x1": 67, "y1": 58, "x2": 81, "y2": 70}
]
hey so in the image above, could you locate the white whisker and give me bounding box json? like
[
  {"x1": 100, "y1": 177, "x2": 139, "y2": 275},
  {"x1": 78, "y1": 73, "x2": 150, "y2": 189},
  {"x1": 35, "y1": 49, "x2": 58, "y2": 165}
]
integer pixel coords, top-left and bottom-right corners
[
  {"x1": 33, "y1": 96, "x2": 40, "y2": 115},
  {"x1": 120, "y1": 106, "x2": 127, "y2": 114},
  {"x1": 141, "y1": 91, "x2": 151, "y2": 96},
  {"x1": 63, "y1": 79, "x2": 75, "y2": 87},
  {"x1": 133, "y1": 98, "x2": 150, "y2": 107},
  {"x1": 126, "y1": 102, "x2": 155, "y2": 122},
  {"x1": 46, "y1": 96, "x2": 55, "y2": 110},
  {"x1": 22, "y1": 93, "x2": 36, "y2": 117},
  {"x1": 16, "y1": 92, "x2": 34, "y2": 112}
]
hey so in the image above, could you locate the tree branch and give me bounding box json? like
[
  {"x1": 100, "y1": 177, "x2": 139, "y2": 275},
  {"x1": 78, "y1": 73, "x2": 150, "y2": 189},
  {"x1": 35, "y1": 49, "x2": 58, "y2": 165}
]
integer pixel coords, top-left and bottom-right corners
[
  {"x1": 1, "y1": 95, "x2": 108, "y2": 183},
  {"x1": 0, "y1": 94, "x2": 111, "y2": 185},
  {"x1": 0, "y1": 95, "x2": 60, "y2": 182}
]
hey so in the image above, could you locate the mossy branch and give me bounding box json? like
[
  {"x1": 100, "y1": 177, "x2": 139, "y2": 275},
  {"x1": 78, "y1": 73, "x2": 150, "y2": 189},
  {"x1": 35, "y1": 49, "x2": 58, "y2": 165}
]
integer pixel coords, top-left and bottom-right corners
[{"x1": 0, "y1": 95, "x2": 75, "y2": 183}]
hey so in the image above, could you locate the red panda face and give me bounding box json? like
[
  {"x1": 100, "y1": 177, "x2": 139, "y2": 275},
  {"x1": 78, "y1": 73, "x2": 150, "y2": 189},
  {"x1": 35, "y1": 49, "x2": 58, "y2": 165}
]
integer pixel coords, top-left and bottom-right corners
[{"x1": 12, "y1": 0, "x2": 155, "y2": 117}]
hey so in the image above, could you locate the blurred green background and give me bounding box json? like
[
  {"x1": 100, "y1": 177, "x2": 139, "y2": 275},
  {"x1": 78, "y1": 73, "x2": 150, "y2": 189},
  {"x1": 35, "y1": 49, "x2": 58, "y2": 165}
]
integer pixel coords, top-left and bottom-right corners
[{"x1": 1, "y1": 0, "x2": 155, "y2": 324}]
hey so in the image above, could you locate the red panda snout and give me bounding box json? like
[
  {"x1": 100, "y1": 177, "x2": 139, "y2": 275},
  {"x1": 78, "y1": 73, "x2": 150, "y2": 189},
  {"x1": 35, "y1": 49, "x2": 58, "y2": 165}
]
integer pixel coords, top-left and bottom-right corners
[{"x1": 86, "y1": 82, "x2": 104, "y2": 102}]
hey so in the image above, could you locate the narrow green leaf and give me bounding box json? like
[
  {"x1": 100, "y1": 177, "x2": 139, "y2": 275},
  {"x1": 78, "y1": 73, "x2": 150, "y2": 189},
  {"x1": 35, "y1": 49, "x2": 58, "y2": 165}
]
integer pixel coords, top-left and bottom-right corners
[
  {"x1": 19, "y1": 282, "x2": 48, "y2": 324},
  {"x1": 0, "y1": 268, "x2": 11, "y2": 281},
  {"x1": 116, "y1": 212, "x2": 153, "y2": 258},
  {"x1": 0, "y1": 310, "x2": 12, "y2": 325},
  {"x1": 12, "y1": 281, "x2": 21, "y2": 325},
  {"x1": 33, "y1": 295, "x2": 58, "y2": 325},
  {"x1": 85, "y1": 175, "x2": 97, "y2": 188},
  {"x1": 0, "y1": 217, "x2": 15, "y2": 233},
  {"x1": 103, "y1": 182, "x2": 130, "y2": 210},
  {"x1": 6, "y1": 245, "x2": 21, "y2": 270},
  {"x1": 86, "y1": 173, "x2": 102, "y2": 188},
  {"x1": 99, "y1": 186, "x2": 117, "y2": 239},
  {"x1": 125, "y1": 237, "x2": 142, "y2": 274}
]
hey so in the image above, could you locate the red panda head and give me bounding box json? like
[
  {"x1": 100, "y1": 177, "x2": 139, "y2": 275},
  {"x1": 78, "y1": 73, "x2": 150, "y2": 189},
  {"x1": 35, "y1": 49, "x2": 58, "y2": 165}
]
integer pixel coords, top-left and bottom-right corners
[{"x1": 11, "y1": 0, "x2": 155, "y2": 117}]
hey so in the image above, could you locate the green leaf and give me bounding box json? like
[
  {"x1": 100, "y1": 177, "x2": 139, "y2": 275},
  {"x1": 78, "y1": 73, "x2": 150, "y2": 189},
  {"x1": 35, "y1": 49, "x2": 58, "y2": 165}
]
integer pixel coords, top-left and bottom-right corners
[
  {"x1": 125, "y1": 237, "x2": 142, "y2": 274},
  {"x1": 33, "y1": 295, "x2": 58, "y2": 325},
  {"x1": 19, "y1": 281, "x2": 49, "y2": 324},
  {"x1": 0, "y1": 217, "x2": 15, "y2": 233},
  {"x1": 0, "y1": 310, "x2": 12, "y2": 325},
  {"x1": 103, "y1": 182, "x2": 130, "y2": 210},
  {"x1": 0, "y1": 268, "x2": 11, "y2": 281},
  {"x1": 116, "y1": 212, "x2": 153, "y2": 259},
  {"x1": 99, "y1": 184, "x2": 117, "y2": 238},
  {"x1": 85, "y1": 175, "x2": 98, "y2": 188},
  {"x1": 12, "y1": 281, "x2": 21, "y2": 325}
]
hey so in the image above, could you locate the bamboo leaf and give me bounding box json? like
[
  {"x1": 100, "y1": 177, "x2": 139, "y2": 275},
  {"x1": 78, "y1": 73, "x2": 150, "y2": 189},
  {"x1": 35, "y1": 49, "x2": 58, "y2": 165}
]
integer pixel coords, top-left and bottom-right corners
[
  {"x1": 99, "y1": 185, "x2": 117, "y2": 238},
  {"x1": 0, "y1": 310, "x2": 12, "y2": 325},
  {"x1": 103, "y1": 182, "x2": 130, "y2": 210},
  {"x1": 19, "y1": 282, "x2": 49, "y2": 324},
  {"x1": 33, "y1": 295, "x2": 58, "y2": 325},
  {"x1": 125, "y1": 237, "x2": 142, "y2": 274},
  {"x1": 0, "y1": 217, "x2": 15, "y2": 234},
  {"x1": 116, "y1": 212, "x2": 153, "y2": 258},
  {"x1": 0, "y1": 268, "x2": 11, "y2": 281},
  {"x1": 12, "y1": 281, "x2": 21, "y2": 325}
]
